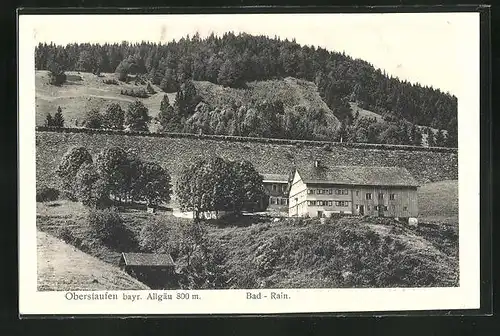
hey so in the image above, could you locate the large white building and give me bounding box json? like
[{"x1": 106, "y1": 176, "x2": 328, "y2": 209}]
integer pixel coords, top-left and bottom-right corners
[{"x1": 288, "y1": 162, "x2": 419, "y2": 218}]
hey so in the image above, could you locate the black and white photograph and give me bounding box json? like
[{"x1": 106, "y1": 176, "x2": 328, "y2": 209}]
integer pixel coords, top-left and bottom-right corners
[{"x1": 18, "y1": 11, "x2": 481, "y2": 315}]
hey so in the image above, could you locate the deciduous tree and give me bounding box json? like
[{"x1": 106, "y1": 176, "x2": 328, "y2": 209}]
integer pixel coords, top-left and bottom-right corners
[
  {"x1": 56, "y1": 146, "x2": 93, "y2": 199},
  {"x1": 134, "y1": 161, "x2": 172, "y2": 207},
  {"x1": 83, "y1": 108, "x2": 103, "y2": 129},
  {"x1": 125, "y1": 100, "x2": 150, "y2": 131},
  {"x1": 102, "y1": 103, "x2": 124, "y2": 130}
]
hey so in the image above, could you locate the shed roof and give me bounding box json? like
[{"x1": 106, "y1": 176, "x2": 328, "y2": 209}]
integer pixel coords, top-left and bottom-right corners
[
  {"x1": 296, "y1": 165, "x2": 419, "y2": 187},
  {"x1": 121, "y1": 253, "x2": 175, "y2": 267},
  {"x1": 261, "y1": 173, "x2": 289, "y2": 183}
]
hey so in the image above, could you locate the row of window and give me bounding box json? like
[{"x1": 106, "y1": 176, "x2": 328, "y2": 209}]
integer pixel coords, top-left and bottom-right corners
[
  {"x1": 271, "y1": 184, "x2": 288, "y2": 193},
  {"x1": 308, "y1": 189, "x2": 348, "y2": 195},
  {"x1": 364, "y1": 193, "x2": 396, "y2": 200},
  {"x1": 307, "y1": 200, "x2": 349, "y2": 207},
  {"x1": 270, "y1": 197, "x2": 288, "y2": 205},
  {"x1": 307, "y1": 189, "x2": 397, "y2": 200},
  {"x1": 355, "y1": 205, "x2": 408, "y2": 211}
]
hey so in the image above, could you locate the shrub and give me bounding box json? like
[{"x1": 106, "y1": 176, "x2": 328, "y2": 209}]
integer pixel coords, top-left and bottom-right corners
[
  {"x1": 329, "y1": 212, "x2": 344, "y2": 220},
  {"x1": 48, "y1": 71, "x2": 66, "y2": 86},
  {"x1": 102, "y1": 103, "x2": 124, "y2": 130},
  {"x1": 120, "y1": 88, "x2": 149, "y2": 98},
  {"x1": 146, "y1": 83, "x2": 156, "y2": 94},
  {"x1": 57, "y1": 225, "x2": 82, "y2": 248},
  {"x1": 103, "y1": 78, "x2": 118, "y2": 85},
  {"x1": 87, "y1": 208, "x2": 136, "y2": 250},
  {"x1": 322, "y1": 143, "x2": 333, "y2": 151},
  {"x1": 83, "y1": 108, "x2": 103, "y2": 129},
  {"x1": 36, "y1": 185, "x2": 60, "y2": 202}
]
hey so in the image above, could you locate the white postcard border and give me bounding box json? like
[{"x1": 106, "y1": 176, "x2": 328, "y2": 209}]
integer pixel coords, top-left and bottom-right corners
[{"x1": 18, "y1": 12, "x2": 481, "y2": 315}]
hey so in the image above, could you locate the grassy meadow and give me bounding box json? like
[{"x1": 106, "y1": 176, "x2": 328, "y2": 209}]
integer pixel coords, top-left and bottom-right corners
[
  {"x1": 36, "y1": 71, "x2": 339, "y2": 131},
  {"x1": 418, "y1": 180, "x2": 458, "y2": 223}
]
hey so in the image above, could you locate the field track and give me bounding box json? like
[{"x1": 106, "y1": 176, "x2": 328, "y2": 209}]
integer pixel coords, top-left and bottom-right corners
[{"x1": 37, "y1": 231, "x2": 149, "y2": 291}]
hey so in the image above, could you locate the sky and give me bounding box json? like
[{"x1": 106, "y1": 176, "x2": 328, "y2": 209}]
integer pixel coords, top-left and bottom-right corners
[{"x1": 28, "y1": 13, "x2": 479, "y2": 95}]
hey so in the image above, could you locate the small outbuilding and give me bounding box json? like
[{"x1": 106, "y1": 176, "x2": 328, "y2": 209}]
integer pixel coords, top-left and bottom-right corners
[{"x1": 119, "y1": 252, "x2": 176, "y2": 289}]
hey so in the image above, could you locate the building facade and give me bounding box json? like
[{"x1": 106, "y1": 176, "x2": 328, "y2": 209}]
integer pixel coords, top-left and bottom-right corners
[
  {"x1": 261, "y1": 173, "x2": 290, "y2": 215},
  {"x1": 288, "y1": 163, "x2": 419, "y2": 218}
]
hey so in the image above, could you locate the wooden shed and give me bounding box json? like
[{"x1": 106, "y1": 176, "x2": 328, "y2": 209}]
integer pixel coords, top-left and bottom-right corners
[{"x1": 119, "y1": 252, "x2": 176, "y2": 289}]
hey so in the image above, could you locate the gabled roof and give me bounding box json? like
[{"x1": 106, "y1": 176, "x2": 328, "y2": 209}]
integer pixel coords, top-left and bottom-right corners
[
  {"x1": 261, "y1": 173, "x2": 289, "y2": 183},
  {"x1": 295, "y1": 165, "x2": 419, "y2": 187},
  {"x1": 121, "y1": 252, "x2": 175, "y2": 267}
]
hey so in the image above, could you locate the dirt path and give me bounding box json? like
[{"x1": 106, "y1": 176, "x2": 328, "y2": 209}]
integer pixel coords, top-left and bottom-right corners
[
  {"x1": 37, "y1": 231, "x2": 149, "y2": 291},
  {"x1": 37, "y1": 93, "x2": 136, "y2": 103}
]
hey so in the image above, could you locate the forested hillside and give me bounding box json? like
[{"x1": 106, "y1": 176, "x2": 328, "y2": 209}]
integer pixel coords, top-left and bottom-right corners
[{"x1": 35, "y1": 32, "x2": 458, "y2": 147}]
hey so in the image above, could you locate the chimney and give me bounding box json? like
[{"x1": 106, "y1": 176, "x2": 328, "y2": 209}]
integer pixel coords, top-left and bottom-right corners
[{"x1": 314, "y1": 160, "x2": 319, "y2": 168}]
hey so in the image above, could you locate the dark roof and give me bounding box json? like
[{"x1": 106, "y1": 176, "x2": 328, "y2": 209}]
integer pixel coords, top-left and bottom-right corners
[
  {"x1": 261, "y1": 173, "x2": 289, "y2": 183},
  {"x1": 296, "y1": 165, "x2": 419, "y2": 187},
  {"x1": 121, "y1": 253, "x2": 175, "y2": 267}
]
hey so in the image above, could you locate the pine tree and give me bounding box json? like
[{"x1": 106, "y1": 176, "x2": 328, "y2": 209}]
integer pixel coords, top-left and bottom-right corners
[
  {"x1": 45, "y1": 113, "x2": 54, "y2": 127},
  {"x1": 411, "y1": 125, "x2": 422, "y2": 146},
  {"x1": 427, "y1": 130, "x2": 436, "y2": 147},
  {"x1": 158, "y1": 95, "x2": 179, "y2": 132},
  {"x1": 159, "y1": 68, "x2": 178, "y2": 93},
  {"x1": 53, "y1": 106, "x2": 65, "y2": 127},
  {"x1": 46, "y1": 52, "x2": 66, "y2": 86},
  {"x1": 173, "y1": 80, "x2": 200, "y2": 117},
  {"x1": 445, "y1": 117, "x2": 458, "y2": 148},
  {"x1": 435, "y1": 129, "x2": 446, "y2": 147},
  {"x1": 76, "y1": 50, "x2": 95, "y2": 73},
  {"x1": 217, "y1": 59, "x2": 243, "y2": 88}
]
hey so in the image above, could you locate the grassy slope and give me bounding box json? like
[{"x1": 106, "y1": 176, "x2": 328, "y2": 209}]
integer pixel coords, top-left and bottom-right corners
[
  {"x1": 36, "y1": 71, "x2": 449, "y2": 148},
  {"x1": 349, "y1": 102, "x2": 384, "y2": 122},
  {"x1": 37, "y1": 230, "x2": 149, "y2": 291},
  {"x1": 35, "y1": 71, "x2": 173, "y2": 129},
  {"x1": 37, "y1": 178, "x2": 459, "y2": 289},
  {"x1": 208, "y1": 218, "x2": 458, "y2": 288},
  {"x1": 418, "y1": 180, "x2": 458, "y2": 222},
  {"x1": 37, "y1": 200, "x2": 148, "y2": 265},
  {"x1": 36, "y1": 71, "x2": 340, "y2": 129},
  {"x1": 195, "y1": 77, "x2": 340, "y2": 127}
]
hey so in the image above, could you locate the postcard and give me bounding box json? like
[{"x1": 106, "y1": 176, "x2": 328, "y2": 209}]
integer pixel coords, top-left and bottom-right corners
[{"x1": 18, "y1": 11, "x2": 481, "y2": 315}]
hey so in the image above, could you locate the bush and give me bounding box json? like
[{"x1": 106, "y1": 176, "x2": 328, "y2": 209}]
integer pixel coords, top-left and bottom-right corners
[
  {"x1": 36, "y1": 185, "x2": 60, "y2": 202},
  {"x1": 146, "y1": 83, "x2": 156, "y2": 94},
  {"x1": 57, "y1": 225, "x2": 82, "y2": 247},
  {"x1": 322, "y1": 143, "x2": 333, "y2": 151},
  {"x1": 87, "y1": 208, "x2": 136, "y2": 250},
  {"x1": 120, "y1": 88, "x2": 149, "y2": 98},
  {"x1": 48, "y1": 71, "x2": 66, "y2": 86},
  {"x1": 83, "y1": 108, "x2": 103, "y2": 129},
  {"x1": 103, "y1": 78, "x2": 118, "y2": 85}
]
